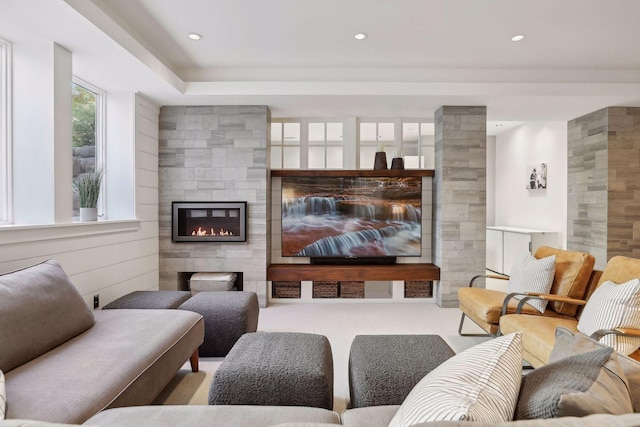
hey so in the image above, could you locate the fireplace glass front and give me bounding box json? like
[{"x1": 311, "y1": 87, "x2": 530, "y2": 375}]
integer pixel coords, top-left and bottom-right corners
[{"x1": 172, "y1": 202, "x2": 247, "y2": 242}]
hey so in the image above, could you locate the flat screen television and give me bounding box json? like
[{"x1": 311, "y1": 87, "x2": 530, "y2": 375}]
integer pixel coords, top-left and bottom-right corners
[{"x1": 281, "y1": 176, "x2": 422, "y2": 261}]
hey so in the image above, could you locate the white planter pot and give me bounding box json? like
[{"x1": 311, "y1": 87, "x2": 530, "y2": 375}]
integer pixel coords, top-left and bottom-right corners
[{"x1": 80, "y1": 207, "x2": 98, "y2": 222}]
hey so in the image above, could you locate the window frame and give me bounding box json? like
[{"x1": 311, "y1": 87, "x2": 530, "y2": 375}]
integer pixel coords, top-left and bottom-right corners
[
  {"x1": 72, "y1": 76, "x2": 106, "y2": 220},
  {"x1": 0, "y1": 38, "x2": 12, "y2": 224}
]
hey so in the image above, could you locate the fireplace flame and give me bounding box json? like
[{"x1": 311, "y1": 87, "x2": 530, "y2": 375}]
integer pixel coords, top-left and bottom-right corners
[{"x1": 191, "y1": 226, "x2": 233, "y2": 236}]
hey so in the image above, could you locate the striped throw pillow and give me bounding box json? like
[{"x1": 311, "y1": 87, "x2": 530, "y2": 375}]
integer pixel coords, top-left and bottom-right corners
[
  {"x1": 1, "y1": 370, "x2": 5, "y2": 420},
  {"x1": 578, "y1": 279, "x2": 640, "y2": 355},
  {"x1": 388, "y1": 333, "x2": 523, "y2": 427},
  {"x1": 506, "y1": 252, "x2": 556, "y2": 313}
]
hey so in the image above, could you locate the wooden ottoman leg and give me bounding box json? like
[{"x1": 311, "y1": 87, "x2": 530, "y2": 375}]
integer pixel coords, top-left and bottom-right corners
[{"x1": 190, "y1": 349, "x2": 199, "y2": 373}]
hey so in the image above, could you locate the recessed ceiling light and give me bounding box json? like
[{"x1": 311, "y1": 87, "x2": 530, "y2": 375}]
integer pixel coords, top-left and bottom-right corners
[
  {"x1": 354, "y1": 33, "x2": 367, "y2": 40},
  {"x1": 496, "y1": 124, "x2": 503, "y2": 127},
  {"x1": 188, "y1": 33, "x2": 203, "y2": 41},
  {"x1": 511, "y1": 34, "x2": 525, "y2": 42}
]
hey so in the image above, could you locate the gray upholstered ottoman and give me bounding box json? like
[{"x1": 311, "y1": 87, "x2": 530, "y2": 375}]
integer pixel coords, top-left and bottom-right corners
[
  {"x1": 209, "y1": 332, "x2": 334, "y2": 409},
  {"x1": 178, "y1": 291, "x2": 259, "y2": 357},
  {"x1": 348, "y1": 334, "x2": 455, "y2": 408},
  {"x1": 103, "y1": 290, "x2": 192, "y2": 309}
]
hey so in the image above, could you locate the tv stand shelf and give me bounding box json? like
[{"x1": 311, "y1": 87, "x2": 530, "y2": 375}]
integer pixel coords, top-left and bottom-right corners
[{"x1": 267, "y1": 263, "x2": 440, "y2": 282}]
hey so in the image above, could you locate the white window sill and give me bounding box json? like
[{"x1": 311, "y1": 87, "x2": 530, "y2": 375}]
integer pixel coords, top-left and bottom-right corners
[{"x1": 0, "y1": 220, "x2": 141, "y2": 245}]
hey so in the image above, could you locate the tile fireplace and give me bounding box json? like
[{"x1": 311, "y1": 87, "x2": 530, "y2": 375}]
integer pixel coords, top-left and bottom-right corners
[{"x1": 172, "y1": 202, "x2": 247, "y2": 242}]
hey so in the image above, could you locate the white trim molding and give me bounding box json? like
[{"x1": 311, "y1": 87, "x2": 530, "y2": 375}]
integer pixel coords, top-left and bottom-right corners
[{"x1": 0, "y1": 38, "x2": 12, "y2": 224}]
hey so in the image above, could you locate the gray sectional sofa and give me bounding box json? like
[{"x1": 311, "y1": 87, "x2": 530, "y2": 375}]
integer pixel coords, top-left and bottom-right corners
[
  {"x1": 0, "y1": 260, "x2": 204, "y2": 424},
  {"x1": 4, "y1": 261, "x2": 640, "y2": 427}
]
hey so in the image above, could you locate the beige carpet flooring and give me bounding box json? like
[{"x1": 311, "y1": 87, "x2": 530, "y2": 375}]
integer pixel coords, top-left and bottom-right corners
[{"x1": 153, "y1": 301, "x2": 489, "y2": 412}]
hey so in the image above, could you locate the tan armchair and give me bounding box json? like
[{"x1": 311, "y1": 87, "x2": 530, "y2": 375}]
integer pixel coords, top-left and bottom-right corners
[
  {"x1": 457, "y1": 246, "x2": 596, "y2": 337},
  {"x1": 500, "y1": 255, "x2": 640, "y2": 367}
]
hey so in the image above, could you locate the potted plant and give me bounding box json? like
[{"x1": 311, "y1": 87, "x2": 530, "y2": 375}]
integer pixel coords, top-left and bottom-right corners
[{"x1": 73, "y1": 169, "x2": 103, "y2": 221}]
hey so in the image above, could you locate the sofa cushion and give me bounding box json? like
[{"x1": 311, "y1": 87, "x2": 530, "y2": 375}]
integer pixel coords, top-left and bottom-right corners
[
  {"x1": 0, "y1": 260, "x2": 95, "y2": 372},
  {"x1": 507, "y1": 252, "x2": 556, "y2": 313},
  {"x1": 516, "y1": 345, "x2": 632, "y2": 419},
  {"x1": 550, "y1": 327, "x2": 640, "y2": 412},
  {"x1": 535, "y1": 246, "x2": 595, "y2": 316},
  {"x1": 577, "y1": 279, "x2": 640, "y2": 356},
  {"x1": 388, "y1": 333, "x2": 522, "y2": 426},
  {"x1": 85, "y1": 405, "x2": 341, "y2": 426}
]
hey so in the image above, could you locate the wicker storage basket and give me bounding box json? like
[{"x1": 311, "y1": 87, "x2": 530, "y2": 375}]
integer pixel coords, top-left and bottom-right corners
[
  {"x1": 313, "y1": 281, "x2": 339, "y2": 298},
  {"x1": 272, "y1": 281, "x2": 301, "y2": 298},
  {"x1": 340, "y1": 281, "x2": 365, "y2": 298},
  {"x1": 404, "y1": 280, "x2": 433, "y2": 298}
]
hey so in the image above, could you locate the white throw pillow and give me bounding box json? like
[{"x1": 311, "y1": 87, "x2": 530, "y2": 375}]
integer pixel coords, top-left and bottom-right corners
[
  {"x1": 578, "y1": 279, "x2": 640, "y2": 355},
  {"x1": 388, "y1": 333, "x2": 523, "y2": 427},
  {"x1": 1, "y1": 370, "x2": 5, "y2": 420},
  {"x1": 506, "y1": 252, "x2": 556, "y2": 313}
]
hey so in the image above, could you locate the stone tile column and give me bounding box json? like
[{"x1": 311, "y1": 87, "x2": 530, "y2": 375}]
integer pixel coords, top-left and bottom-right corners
[
  {"x1": 568, "y1": 107, "x2": 640, "y2": 270},
  {"x1": 433, "y1": 106, "x2": 487, "y2": 307}
]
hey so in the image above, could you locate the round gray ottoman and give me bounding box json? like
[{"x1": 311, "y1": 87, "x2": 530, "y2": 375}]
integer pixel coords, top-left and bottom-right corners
[
  {"x1": 348, "y1": 334, "x2": 455, "y2": 408},
  {"x1": 209, "y1": 332, "x2": 334, "y2": 409},
  {"x1": 178, "y1": 291, "x2": 259, "y2": 357}
]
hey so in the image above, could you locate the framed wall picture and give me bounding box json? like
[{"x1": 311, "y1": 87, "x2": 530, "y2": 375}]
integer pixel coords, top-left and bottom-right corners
[{"x1": 527, "y1": 163, "x2": 547, "y2": 190}]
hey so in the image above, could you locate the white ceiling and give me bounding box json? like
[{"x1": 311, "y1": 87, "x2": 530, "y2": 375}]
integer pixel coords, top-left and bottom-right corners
[{"x1": 3, "y1": 0, "x2": 640, "y2": 127}]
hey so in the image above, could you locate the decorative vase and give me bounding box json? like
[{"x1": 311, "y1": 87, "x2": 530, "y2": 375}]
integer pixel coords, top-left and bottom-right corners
[
  {"x1": 391, "y1": 157, "x2": 405, "y2": 170},
  {"x1": 80, "y1": 207, "x2": 98, "y2": 222},
  {"x1": 373, "y1": 152, "x2": 388, "y2": 170}
]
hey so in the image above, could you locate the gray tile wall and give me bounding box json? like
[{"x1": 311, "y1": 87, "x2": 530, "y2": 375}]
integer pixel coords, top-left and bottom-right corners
[
  {"x1": 158, "y1": 106, "x2": 270, "y2": 307},
  {"x1": 434, "y1": 106, "x2": 487, "y2": 307},
  {"x1": 568, "y1": 107, "x2": 640, "y2": 269}
]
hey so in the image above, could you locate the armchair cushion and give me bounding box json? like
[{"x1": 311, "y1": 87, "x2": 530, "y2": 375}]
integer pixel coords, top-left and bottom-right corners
[
  {"x1": 577, "y1": 279, "x2": 640, "y2": 356},
  {"x1": 535, "y1": 246, "x2": 595, "y2": 316},
  {"x1": 506, "y1": 252, "x2": 556, "y2": 313}
]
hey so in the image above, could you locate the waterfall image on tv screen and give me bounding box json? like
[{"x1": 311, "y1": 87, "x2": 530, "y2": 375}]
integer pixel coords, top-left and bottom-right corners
[{"x1": 281, "y1": 176, "x2": 422, "y2": 258}]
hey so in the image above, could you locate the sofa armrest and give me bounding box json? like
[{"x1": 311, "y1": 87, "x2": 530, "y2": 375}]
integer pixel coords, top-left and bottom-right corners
[{"x1": 468, "y1": 273, "x2": 509, "y2": 287}]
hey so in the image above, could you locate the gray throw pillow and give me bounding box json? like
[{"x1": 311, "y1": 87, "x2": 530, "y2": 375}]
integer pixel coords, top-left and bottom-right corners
[
  {"x1": 516, "y1": 346, "x2": 633, "y2": 419},
  {"x1": 0, "y1": 260, "x2": 95, "y2": 372},
  {"x1": 550, "y1": 326, "x2": 640, "y2": 413}
]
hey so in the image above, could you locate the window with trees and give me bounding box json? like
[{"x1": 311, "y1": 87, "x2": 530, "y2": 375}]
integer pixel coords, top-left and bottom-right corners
[
  {"x1": 72, "y1": 79, "x2": 104, "y2": 219},
  {"x1": 0, "y1": 38, "x2": 11, "y2": 224}
]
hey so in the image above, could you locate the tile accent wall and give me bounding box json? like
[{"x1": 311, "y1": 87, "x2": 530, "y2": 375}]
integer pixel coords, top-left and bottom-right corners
[
  {"x1": 433, "y1": 106, "x2": 487, "y2": 307},
  {"x1": 158, "y1": 106, "x2": 270, "y2": 307},
  {"x1": 568, "y1": 107, "x2": 640, "y2": 269}
]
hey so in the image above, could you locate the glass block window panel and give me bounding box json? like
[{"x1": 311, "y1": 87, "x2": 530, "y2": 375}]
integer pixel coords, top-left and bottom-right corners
[
  {"x1": 283, "y1": 146, "x2": 300, "y2": 168},
  {"x1": 327, "y1": 123, "x2": 342, "y2": 141},
  {"x1": 271, "y1": 122, "x2": 282, "y2": 143},
  {"x1": 360, "y1": 122, "x2": 377, "y2": 141},
  {"x1": 326, "y1": 146, "x2": 343, "y2": 169},
  {"x1": 271, "y1": 146, "x2": 283, "y2": 169},
  {"x1": 308, "y1": 122, "x2": 325, "y2": 142},
  {"x1": 283, "y1": 122, "x2": 300, "y2": 145},
  {"x1": 308, "y1": 146, "x2": 325, "y2": 169}
]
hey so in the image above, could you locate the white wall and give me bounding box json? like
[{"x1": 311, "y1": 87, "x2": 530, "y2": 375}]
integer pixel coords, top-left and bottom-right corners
[
  {"x1": 0, "y1": 89, "x2": 160, "y2": 309},
  {"x1": 492, "y1": 122, "x2": 568, "y2": 247}
]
